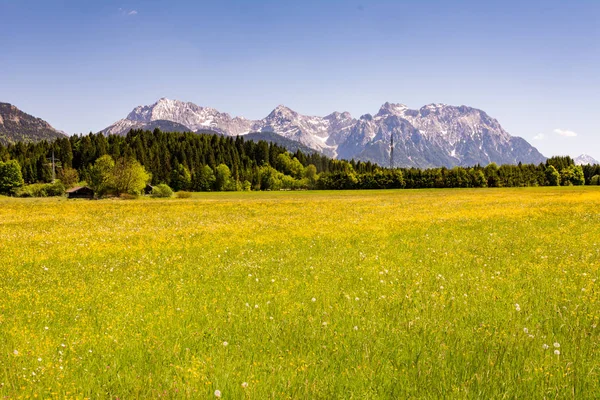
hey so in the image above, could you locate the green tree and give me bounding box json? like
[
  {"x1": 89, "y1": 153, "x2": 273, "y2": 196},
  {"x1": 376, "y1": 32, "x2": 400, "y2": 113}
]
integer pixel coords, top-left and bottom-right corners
[
  {"x1": 214, "y1": 164, "x2": 232, "y2": 191},
  {"x1": 304, "y1": 164, "x2": 318, "y2": 188},
  {"x1": 193, "y1": 165, "x2": 216, "y2": 191},
  {"x1": 545, "y1": 165, "x2": 561, "y2": 186},
  {"x1": 58, "y1": 167, "x2": 79, "y2": 188},
  {"x1": 89, "y1": 155, "x2": 115, "y2": 197},
  {"x1": 572, "y1": 165, "x2": 585, "y2": 186},
  {"x1": 0, "y1": 160, "x2": 25, "y2": 194},
  {"x1": 112, "y1": 157, "x2": 150, "y2": 195},
  {"x1": 170, "y1": 164, "x2": 192, "y2": 192}
]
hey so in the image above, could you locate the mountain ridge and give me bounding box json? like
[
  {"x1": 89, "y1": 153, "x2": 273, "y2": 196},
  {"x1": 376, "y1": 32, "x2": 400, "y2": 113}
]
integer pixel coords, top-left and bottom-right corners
[
  {"x1": 101, "y1": 98, "x2": 544, "y2": 168},
  {"x1": 0, "y1": 102, "x2": 66, "y2": 145}
]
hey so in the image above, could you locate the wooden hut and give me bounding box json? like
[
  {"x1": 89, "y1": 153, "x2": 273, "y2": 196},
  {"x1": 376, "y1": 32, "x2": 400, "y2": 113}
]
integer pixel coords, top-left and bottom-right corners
[
  {"x1": 144, "y1": 184, "x2": 154, "y2": 195},
  {"x1": 66, "y1": 186, "x2": 94, "y2": 199}
]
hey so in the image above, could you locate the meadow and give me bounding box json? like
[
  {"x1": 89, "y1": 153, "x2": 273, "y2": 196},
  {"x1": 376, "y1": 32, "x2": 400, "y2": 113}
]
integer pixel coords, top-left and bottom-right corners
[{"x1": 1, "y1": 187, "x2": 599, "y2": 399}]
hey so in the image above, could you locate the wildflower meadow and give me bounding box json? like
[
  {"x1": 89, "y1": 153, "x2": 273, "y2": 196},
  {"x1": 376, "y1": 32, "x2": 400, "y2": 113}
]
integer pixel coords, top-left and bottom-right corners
[{"x1": 1, "y1": 187, "x2": 599, "y2": 398}]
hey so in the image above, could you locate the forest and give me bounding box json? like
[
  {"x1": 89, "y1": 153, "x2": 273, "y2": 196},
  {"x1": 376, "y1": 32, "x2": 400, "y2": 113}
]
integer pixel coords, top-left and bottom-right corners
[{"x1": 0, "y1": 129, "x2": 597, "y2": 196}]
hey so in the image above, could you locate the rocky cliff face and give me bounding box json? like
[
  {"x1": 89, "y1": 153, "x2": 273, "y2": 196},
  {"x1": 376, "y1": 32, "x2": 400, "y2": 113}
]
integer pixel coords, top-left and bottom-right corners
[
  {"x1": 101, "y1": 98, "x2": 546, "y2": 167},
  {"x1": 0, "y1": 103, "x2": 66, "y2": 145}
]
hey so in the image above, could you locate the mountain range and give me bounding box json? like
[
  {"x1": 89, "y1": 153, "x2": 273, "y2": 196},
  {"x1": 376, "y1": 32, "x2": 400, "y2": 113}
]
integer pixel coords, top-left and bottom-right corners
[
  {"x1": 101, "y1": 98, "x2": 546, "y2": 168},
  {"x1": 0, "y1": 102, "x2": 66, "y2": 145}
]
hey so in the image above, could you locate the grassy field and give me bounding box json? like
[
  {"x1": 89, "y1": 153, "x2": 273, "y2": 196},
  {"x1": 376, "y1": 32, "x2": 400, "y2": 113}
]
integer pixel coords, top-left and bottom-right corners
[{"x1": 1, "y1": 188, "x2": 599, "y2": 399}]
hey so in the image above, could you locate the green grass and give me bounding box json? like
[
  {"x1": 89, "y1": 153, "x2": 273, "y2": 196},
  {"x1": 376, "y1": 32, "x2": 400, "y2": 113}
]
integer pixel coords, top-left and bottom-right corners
[{"x1": 1, "y1": 187, "x2": 599, "y2": 398}]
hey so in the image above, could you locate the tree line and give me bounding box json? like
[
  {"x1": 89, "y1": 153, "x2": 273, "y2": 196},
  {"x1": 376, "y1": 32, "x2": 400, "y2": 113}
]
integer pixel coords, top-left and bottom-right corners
[{"x1": 0, "y1": 129, "x2": 596, "y2": 196}]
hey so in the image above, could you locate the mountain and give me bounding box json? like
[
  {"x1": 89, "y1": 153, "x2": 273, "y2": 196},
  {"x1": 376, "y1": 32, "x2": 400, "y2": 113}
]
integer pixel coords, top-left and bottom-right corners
[
  {"x1": 574, "y1": 154, "x2": 599, "y2": 165},
  {"x1": 243, "y1": 132, "x2": 318, "y2": 154},
  {"x1": 101, "y1": 98, "x2": 545, "y2": 168},
  {"x1": 0, "y1": 102, "x2": 66, "y2": 145}
]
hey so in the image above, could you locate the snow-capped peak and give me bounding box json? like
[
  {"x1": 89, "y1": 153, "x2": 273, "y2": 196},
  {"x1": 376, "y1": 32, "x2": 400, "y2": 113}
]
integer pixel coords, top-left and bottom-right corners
[
  {"x1": 377, "y1": 102, "x2": 408, "y2": 117},
  {"x1": 574, "y1": 154, "x2": 599, "y2": 165}
]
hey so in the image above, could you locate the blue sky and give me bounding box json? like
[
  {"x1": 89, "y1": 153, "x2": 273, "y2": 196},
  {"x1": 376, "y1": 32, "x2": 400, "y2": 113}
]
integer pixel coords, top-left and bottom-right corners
[{"x1": 1, "y1": 0, "x2": 598, "y2": 158}]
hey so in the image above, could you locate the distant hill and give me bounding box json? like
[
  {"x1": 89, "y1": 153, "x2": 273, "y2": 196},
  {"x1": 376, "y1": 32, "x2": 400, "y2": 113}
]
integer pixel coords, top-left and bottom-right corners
[
  {"x1": 243, "y1": 131, "x2": 317, "y2": 154},
  {"x1": 0, "y1": 102, "x2": 66, "y2": 145}
]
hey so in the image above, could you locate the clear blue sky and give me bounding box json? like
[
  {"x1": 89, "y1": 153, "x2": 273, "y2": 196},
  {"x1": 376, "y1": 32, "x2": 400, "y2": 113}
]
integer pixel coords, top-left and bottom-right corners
[{"x1": 1, "y1": 0, "x2": 598, "y2": 158}]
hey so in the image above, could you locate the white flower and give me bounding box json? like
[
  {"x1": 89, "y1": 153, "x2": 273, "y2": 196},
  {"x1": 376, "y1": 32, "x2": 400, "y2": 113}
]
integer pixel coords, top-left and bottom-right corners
[
  {"x1": 554, "y1": 350, "x2": 560, "y2": 355},
  {"x1": 254, "y1": 304, "x2": 259, "y2": 309},
  {"x1": 523, "y1": 328, "x2": 528, "y2": 334},
  {"x1": 37, "y1": 358, "x2": 42, "y2": 362},
  {"x1": 528, "y1": 334, "x2": 535, "y2": 339},
  {"x1": 241, "y1": 382, "x2": 248, "y2": 388},
  {"x1": 214, "y1": 389, "x2": 221, "y2": 397},
  {"x1": 13, "y1": 350, "x2": 18, "y2": 355},
  {"x1": 322, "y1": 322, "x2": 328, "y2": 326},
  {"x1": 542, "y1": 344, "x2": 549, "y2": 349},
  {"x1": 44, "y1": 326, "x2": 49, "y2": 330},
  {"x1": 353, "y1": 326, "x2": 358, "y2": 331},
  {"x1": 89, "y1": 349, "x2": 92, "y2": 353},
  {"x1": 223, "y1": 341, "x2": 228, "y2": 347},
  {"x1": 311, "y1": 298, "x2": 316, "y2": 302},
  {"x1": 355, "y1": 297, "x2": 360, "y2": 301},
  {"x1": 515, "y1": 304, "x2": 521, "y2": 312},
  {"x1": 554, "y1": 342, "x2": 560, "y2": 348}
]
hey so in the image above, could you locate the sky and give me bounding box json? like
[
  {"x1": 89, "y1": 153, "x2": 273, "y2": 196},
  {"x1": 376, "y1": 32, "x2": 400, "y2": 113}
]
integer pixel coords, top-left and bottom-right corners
[{"x1": 1, "y1": 0, "x2": 598, "y2": 158}]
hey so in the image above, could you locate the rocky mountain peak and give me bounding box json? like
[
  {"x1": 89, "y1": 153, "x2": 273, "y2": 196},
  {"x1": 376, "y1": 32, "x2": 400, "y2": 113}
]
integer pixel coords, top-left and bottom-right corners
[
  {"x1": 377, "y1": 102, "x2": 408, "y2": 117},
  {"x1": 267, "y1": 105, "x2": 298, "y2": 120}
]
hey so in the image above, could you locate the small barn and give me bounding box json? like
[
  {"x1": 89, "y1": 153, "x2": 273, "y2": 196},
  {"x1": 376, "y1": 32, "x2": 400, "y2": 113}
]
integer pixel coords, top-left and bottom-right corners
[
  {"x1": 144, "y1": 184, "x2": 154, "y2": 195},
  {"x1": 66, "y1": 186, "x2": 94, "y2": 199}
]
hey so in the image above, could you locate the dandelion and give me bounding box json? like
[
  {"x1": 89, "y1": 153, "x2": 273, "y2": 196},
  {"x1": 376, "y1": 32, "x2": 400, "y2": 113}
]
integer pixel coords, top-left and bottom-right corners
[
  {"x1": 554, "y1": 342, "x2": 560, "y2": 348},
  {"x1": 554, "y1": 350, "x2": 560, "y2": 355},
  {"x1": 214, "y1": 389, "x2": 221, "y2": 398},
  {"x1": 311, "y1": 298, "x2": 316, "y2": 302},
  {"x1": 241, "y1": 382, "x2": 248, "y2": 388},
  {"x1": 254, "y1": 304, "x2": 259, "y2": 309},
  {"x1": 542, "y1": 344, "x2": 549, "y2": 349},
  {"x1": 223, "y1": 341, "x2": 228, "y2": 347},
  {"x1": 515, "y1": 303, "x2": 521, "y2": 312}
]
